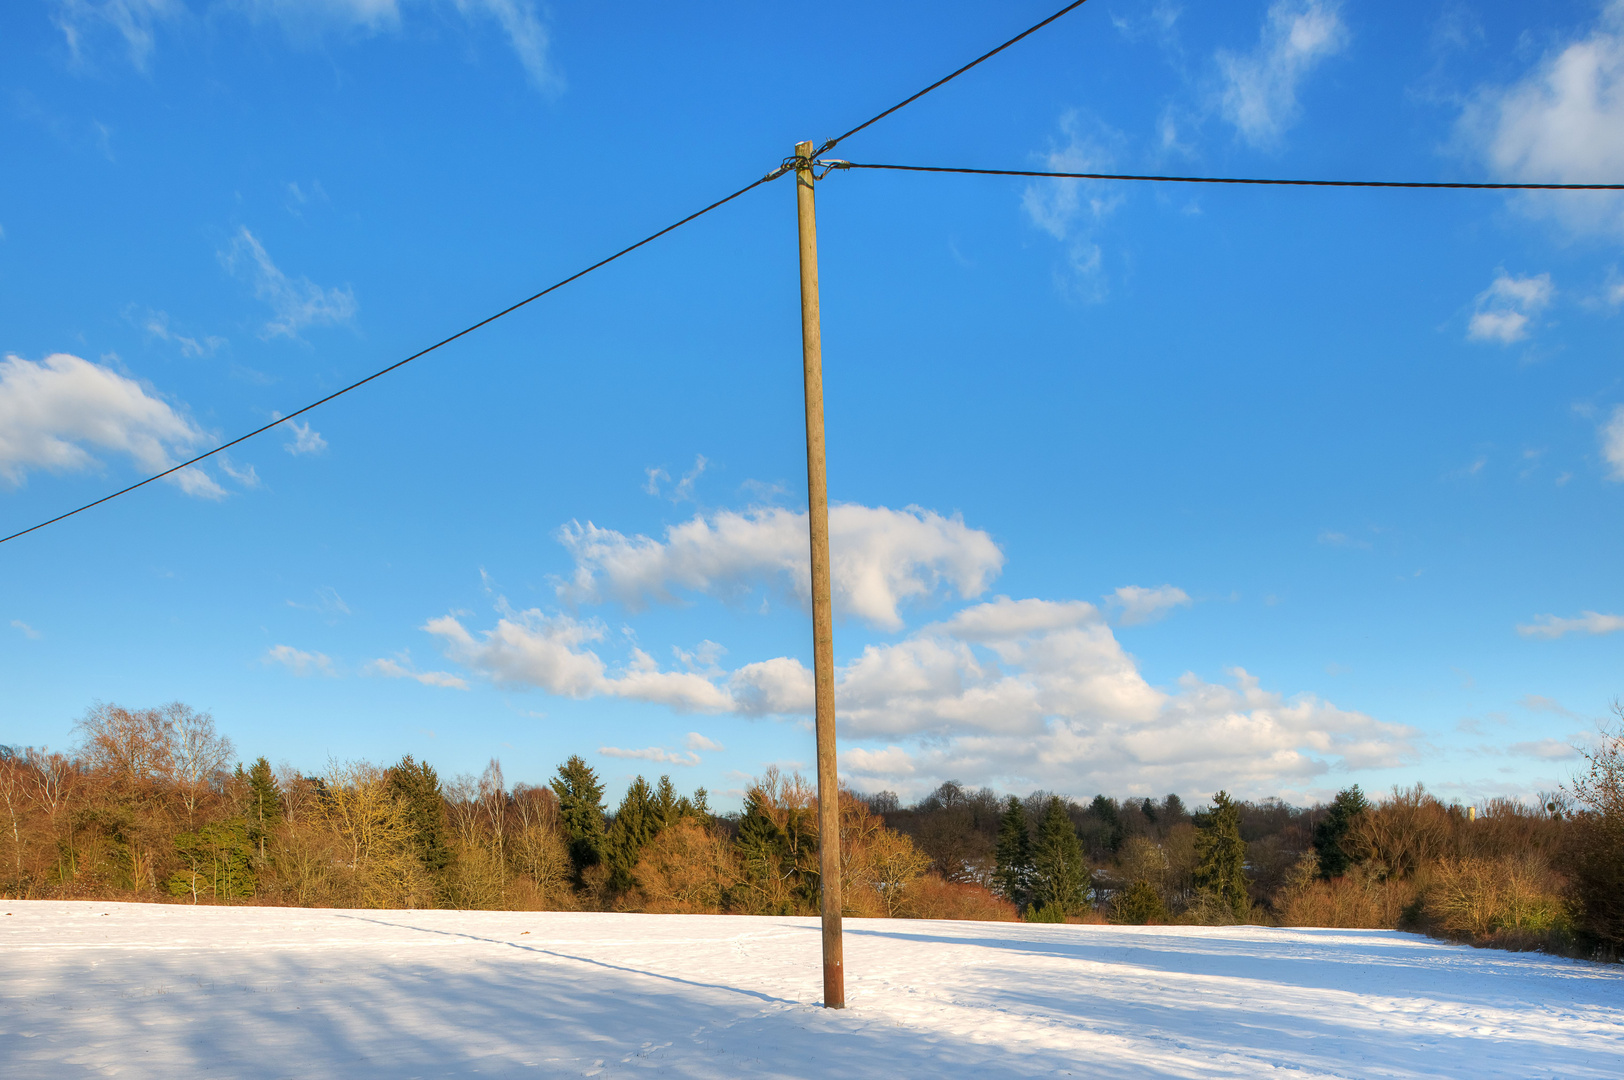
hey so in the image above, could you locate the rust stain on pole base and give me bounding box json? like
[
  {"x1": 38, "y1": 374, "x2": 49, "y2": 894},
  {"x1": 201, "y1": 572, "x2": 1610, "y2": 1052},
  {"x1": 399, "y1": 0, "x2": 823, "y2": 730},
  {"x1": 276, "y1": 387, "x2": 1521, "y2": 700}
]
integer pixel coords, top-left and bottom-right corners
[{"x1": 795, "y1": 138, "x2": 845, "y2": 1011}]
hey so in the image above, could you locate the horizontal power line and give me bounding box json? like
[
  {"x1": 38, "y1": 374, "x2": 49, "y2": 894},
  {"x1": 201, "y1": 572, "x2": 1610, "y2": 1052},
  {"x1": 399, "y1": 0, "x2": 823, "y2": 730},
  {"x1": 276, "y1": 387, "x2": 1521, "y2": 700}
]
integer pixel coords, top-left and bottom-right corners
[{"x1": 823, "y1": 161, "x2": 1624, "y2": 190}]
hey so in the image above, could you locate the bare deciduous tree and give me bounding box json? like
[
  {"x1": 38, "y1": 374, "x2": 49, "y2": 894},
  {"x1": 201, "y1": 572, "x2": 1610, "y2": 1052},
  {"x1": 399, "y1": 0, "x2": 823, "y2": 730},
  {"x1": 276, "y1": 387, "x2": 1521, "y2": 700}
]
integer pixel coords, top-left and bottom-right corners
[
  {"x1": 167, "y1": 704, "x2": 234, "y2": 824},
  {"x1": 74, "y1": 703, "x2": 174, "y2": 784}
]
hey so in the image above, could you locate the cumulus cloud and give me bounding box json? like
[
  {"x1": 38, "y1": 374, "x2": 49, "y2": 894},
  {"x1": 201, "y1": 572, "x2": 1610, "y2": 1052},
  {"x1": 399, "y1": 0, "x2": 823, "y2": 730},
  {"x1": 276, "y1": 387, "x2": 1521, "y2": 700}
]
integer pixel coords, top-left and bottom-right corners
[
  {"x1": 263, "y1": 644, "x2": 335, "y2": 676},
  {"x1": 221, "y1": 227, "x2": 356, "y2": 340},
  {"x1": 426, "y1": 591, "x2": 1410, "y2": 799},
  {"x1": 1601, "y1": 404, "x2": 1624, "y2": 480},
  {"x1": 1108, "y1": 585, "x2": 1193, "y2": 626},
  {"x1": 425, "y1": 606, "x2": 735, "y2": 712},
  {"x1": 0, "y1": 352, "x2": 223, "y2": 497},
  {"x1": 1460, "y1": 1, "x2": 1624, "y2": 236},
  {"x1": 1467, "y1": 272, "x2": 1554, "y2": 344},
  {"x1": 557, "y1": 504, "x2": 1003, "y2": 632},
  {"x1": 1517, "y1": 610, "x2": 1624, "y2": 638},
  {"x1": 364, "y1": 656, "x2": 468, "y2": 690},
  {"x1": 1215, "y1": 0, "x2": 1348, "y2": 146}
]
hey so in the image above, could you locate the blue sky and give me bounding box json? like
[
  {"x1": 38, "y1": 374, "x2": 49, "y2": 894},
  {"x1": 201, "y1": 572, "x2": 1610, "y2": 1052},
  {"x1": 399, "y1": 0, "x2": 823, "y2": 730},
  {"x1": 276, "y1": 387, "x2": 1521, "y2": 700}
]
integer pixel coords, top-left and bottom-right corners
[{"x1": 2, "y1": 0, "x2": 1622, "y2": 809}]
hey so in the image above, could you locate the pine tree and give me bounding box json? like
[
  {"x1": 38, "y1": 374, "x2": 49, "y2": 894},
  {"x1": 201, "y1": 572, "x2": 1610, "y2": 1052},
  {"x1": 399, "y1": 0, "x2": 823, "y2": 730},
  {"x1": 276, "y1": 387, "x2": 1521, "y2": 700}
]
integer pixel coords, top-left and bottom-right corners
[
  {"x1": 1193, "y1": 790, "x2": 1250, "y2": 920},
  {"x1": 551, "y1": 755, "x2": 607, "y2": 882},
  {"x1": 243, "y1": 756, "x2": 282, "y2": 861},
  {"x1": 1029, "y1": 796, "x2": 1088, "y2": 917},
  {"x1": 652, "y1": 775, "x2": 680, "y2": 829},
  {"x1": 387, "y1": 755, "x2": 452, "y2": 876},
  {"x1": 1312, "y1": 785, "x2": 1368, "y2": 879},
  {"x1": 606, "y1": 776, "x2": 661, "y2": 891},
  {"x1": 993, "y1": 796, "x2": 1032, "y2": 907}
]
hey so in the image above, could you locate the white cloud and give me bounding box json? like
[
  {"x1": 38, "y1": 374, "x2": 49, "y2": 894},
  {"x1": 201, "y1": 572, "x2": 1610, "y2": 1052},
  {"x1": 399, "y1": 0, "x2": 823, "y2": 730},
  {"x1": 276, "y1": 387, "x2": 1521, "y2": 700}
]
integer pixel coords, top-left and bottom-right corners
[
  {"x1": 0, "y1": 352, "x2": 223, "y2": 498},
  {"x1": 139, "y1": 309, "x2": 224, "y2": 358},
  {"x1": 424, "y1": 606, "x2": 735, "y2": 712},
  {"x1": 263, "y1": 644, "x2": 335, "y2": 676},
  {"x1": 221, "y1": 227, "x2": 356, "y2": 340},
  {"x1": 284, "y1": 420, "x2": 327, "y2": 456},
  {"x1": 11, "y1": 619, "x2": 41, "y2": 640},
  {"x1": 364, "y1": 657, "x2": 468, "y2": 690},
  {"x1": 52, "y1": 0, "x2": 181, "y2": 71},
  {"x1": 1601, "y1": 404, "x2": 1624, "y2": 480},
  {"x1": 685, "y1": 732, "x2": 724, "y2": 752},
  {"x1": 1317, "y1": 529, "x2": 1372, "y2": 549},
  {"x1": 1215, "y1": 0, "x2": 1348, "y2": 146},
  {"x1": 1509, "y1": 739, "x2": 1579, "y2": 760},
  {"x1": 425, "y1": 590, "x2": 1408, "y2": 799},
  {"x1": 1467, "y1": 272, "x2": 1554, "y2": 344},
  {"x1": 1108, "y1": 584, "x2": 1193, "y2": 626},
  {"x1": 239, "y1": 1, "x2": 559, "y2": 90},
  {"x1": 1461, "y1": 1, "x2": 1624, "y2": 236},
  {"x1": 598, "y1": 746, "x2": 701, "y2": 767},
  {"x1": 1517, "y1": 611, "x2": 1624, "y2": 638},
  {"x1": 1021, "y1": 113, "x2": 1121, "y2": 299},
  {"x1": 558, "y1": 504, "x2": 1002, "y2": 632}
]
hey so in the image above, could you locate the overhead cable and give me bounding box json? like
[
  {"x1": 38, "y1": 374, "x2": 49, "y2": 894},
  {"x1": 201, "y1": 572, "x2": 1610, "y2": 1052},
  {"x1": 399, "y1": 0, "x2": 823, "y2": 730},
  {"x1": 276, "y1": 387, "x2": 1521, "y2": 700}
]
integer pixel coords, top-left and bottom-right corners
[
  {"x1": 822, "y1": 161, "x2": 1624, "y2": 190},
  {"x1": 813, "y1": 0, "x2": 1094, "y2": 157},
  {"x1": 0, "y1": 174, "x2": 777, "y2": 546}
]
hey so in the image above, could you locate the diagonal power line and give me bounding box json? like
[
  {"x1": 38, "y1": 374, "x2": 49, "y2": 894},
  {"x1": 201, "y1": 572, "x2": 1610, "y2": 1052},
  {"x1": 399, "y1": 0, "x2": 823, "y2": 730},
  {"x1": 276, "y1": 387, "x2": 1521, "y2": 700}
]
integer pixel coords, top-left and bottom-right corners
[
  {"x1": 821, "y1": 161, "x2": 1624, "y2": 190},
  {"x1": 3, "y1": 1, "x2": 1102, "y2": 548}
]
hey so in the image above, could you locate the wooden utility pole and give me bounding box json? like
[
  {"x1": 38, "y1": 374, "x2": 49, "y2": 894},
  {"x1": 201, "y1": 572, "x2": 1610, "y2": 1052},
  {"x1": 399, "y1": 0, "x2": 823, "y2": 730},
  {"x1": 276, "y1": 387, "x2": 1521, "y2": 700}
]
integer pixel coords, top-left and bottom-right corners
[{"x1": 794, "y1": 139, "x2": 845, "y2": 1010}]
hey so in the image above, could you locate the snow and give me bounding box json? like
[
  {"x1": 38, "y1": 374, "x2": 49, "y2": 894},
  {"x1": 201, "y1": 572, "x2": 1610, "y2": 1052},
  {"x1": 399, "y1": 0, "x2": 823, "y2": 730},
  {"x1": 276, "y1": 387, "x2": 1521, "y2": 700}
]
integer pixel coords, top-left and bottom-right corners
[{"x1": 2, "y1": 901, "x2": 1620, "y2": 1078}]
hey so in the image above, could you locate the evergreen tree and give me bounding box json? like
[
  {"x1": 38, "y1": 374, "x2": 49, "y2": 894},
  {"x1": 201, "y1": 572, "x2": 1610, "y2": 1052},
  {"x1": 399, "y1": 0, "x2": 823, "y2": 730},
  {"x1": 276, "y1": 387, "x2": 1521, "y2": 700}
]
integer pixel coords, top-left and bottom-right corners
[
  {"x1": 606, "y1": 776, "x2": 661, "y2": 891},
  {"x1": 1140, "y1": 797, "x2": 1158, "y2": 826},
  {"x1": 1312, "y1": 785, "x2": 1369, "y2": 879},
  {"x1": 551, "y1": 755, "x2": 607, "y2": 881},
  {"x1": 993, "y1": 796, "x2": 1032, "y2": 907},
  {"x1": 690, "y1": 786, "x2": 713, "y2": 824},
  {"x1": 1193, "y1": 790, "x2": 1250, "y2": 920},
  {"x1": 1029, "y1": 796, "x2": 1088, "y2": 916},
  {"x1": 652, "y1": 775, "x2": 680, "y2": 829},
  {"x1": 243, "y1": 756, "x2": 283, "y2": 860},
  {"x1": 387, "y1": 755, "x2": 452, "y2": 876},
  {"x1": 1163, "y1": 793, "x2": 1187, "y2": 822}
]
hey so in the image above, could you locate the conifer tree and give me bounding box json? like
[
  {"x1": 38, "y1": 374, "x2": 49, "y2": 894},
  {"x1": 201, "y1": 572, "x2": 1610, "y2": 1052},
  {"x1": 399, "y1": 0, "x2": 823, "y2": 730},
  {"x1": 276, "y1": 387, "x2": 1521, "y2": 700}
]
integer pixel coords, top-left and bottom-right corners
[
  {"x1": 606, "y1": 776, "x2": 661, "y2": 891},
  {"x1": 1312, "y1": 785, "x2": 1369, "y2": 879},
  {"x1": 1193, "y1": 790, "x2": 1250, "y2": 920},
  {"x1": 1029, "y1": 796, "x2": 1088, "y2": 916},
  {"x1": 387, "y1": 755, "x2": 452, "y2": 876},
  {"x1": 551, "y1": 755, "x2": 607, "y2": 881},
  {"x1": 244, "y1": 756, "x2": 283, "y2": 860},
  {"x1": 993, "y1": 796, "x2": 1032, "y2": 907},
  {"x1": 653, "y1": 775, "x2": 680, "y2": 829}
]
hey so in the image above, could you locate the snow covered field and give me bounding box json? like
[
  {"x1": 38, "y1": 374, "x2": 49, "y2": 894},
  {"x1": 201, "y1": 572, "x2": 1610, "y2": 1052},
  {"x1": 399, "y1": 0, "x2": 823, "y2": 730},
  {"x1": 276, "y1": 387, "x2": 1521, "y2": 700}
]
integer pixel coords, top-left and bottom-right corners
[{"x1": 2, "y1": 901, "x2": 1619, "y2": 1078}]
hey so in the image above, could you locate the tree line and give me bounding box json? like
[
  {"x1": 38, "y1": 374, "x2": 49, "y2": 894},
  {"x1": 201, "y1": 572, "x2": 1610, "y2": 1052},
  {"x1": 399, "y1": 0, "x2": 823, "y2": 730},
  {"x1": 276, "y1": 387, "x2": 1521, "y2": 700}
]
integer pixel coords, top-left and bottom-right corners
[{"x1": 2, "y1": 700, "x2": 1619, "y2": 960}]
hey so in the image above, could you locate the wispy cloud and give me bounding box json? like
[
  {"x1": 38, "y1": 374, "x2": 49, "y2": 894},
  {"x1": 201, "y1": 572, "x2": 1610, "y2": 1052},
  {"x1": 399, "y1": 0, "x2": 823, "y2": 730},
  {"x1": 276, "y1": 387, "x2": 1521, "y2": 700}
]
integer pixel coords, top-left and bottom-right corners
[
  {"x1": 685, "y1": 732, "x2": 724, "y2": 752},
  {"x1": 52, "y1": 0, "x2": 182, "y2": 72},
  {"x1": 1318, "y1": 529, "x2": 1371, "y2": 549},
  {"x1": 10, "y1": 619, "x2": 41, "y2": 640},
  {"x1": 1107, "y1": 584, "x2": 1192, "y2": 626},
  {"x1": 220, "y1": 227, "x2": 356, "y2": 340},
  {"x1": 137, "y1": 309, "x2": 225, "y2": 358},
  {"x1": 598, "y1": 745, "x2": 701, "y2": 766},
  {"x1": 284, "y1": 420, "x2": 327, "y2": 456},
  {"x1": 1021, "y1": 113, "x2": 1123, "y2": 299},
  {"x1": 1601, "y1": 404, "x2": 1624, "y2": 480},
  {"x1": 1517, "y1": 611, "x2": 1624, "y2": 639},
  {"x1": 1215, "y1": 0, "x2": 1348, "y2": 147},
  {"x1": 1467, "y1": 272, "x2": 1554, "y2": 344},
  {"x1": 364, "y1": 656, "x2": 468, "y2": 690},
  {"x1": 263, "y1": 643, "x2": 335, "y2": 676}
]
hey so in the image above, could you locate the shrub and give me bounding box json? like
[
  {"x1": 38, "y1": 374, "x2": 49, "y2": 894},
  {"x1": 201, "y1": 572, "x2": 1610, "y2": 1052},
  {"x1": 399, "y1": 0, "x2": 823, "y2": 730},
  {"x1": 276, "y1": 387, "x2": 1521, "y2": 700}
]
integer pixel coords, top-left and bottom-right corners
[{"x1": 1111, "y1": 880, "x2": 1168, "y2": 925}]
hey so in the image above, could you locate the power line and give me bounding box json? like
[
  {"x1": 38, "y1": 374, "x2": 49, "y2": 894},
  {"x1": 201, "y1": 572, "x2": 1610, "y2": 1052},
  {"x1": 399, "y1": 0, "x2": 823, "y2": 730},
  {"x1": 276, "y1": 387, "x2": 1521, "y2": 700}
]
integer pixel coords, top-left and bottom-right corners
[
  {"x1": 0, "y1": 174, "x2": 776, "y2": 547},
  {"x1": 813, "y1": 0, "x2": 1094, "y2": 157},
  {"x1": 3, "y1": 2, "x2": 1097, "y2": 547},
  {"x1": 822, "y1": 161, "x2": 1624, "y2": 190}
]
